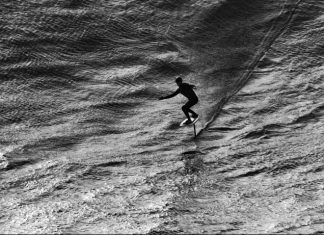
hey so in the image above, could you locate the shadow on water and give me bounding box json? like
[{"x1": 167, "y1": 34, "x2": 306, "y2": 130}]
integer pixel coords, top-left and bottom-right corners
[{"x1": 181, "y1": 150, "x2": 206, "y2": 175}]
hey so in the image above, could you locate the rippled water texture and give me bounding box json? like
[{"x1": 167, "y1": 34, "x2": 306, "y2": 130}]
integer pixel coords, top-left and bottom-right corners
[{"x1": 0, "y1": 0, "x2": 323, "y2": 233}]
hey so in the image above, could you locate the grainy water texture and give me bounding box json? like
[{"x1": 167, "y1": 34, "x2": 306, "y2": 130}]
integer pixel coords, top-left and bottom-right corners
[{"x1": 0, "y1": 0, "x2": 323, "y2": 233}]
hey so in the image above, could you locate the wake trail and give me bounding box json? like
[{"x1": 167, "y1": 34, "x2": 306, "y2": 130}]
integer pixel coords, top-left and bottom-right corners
[{"x1": 196, "y1": 0, "x2": 303, "y2": 138}]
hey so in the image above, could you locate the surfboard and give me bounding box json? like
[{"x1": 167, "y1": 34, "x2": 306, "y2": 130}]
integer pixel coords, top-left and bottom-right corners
[{"x1": 180, "y1": 116, "x2": 199, "y2": 127}]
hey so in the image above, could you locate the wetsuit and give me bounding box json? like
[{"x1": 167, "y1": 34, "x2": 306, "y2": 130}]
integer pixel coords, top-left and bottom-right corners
[{"x1": 160, "y1": 83, "x2": 199, "y2": 121}]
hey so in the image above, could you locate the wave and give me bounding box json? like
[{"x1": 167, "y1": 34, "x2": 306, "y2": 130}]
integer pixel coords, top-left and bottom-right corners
[{"x1": 1, "y1": 0, "x2": 323, "y2": 233}]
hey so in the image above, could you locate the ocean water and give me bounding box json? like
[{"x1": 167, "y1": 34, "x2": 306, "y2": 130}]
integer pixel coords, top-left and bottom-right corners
[{"x1": 0, "y1": 0, "x2": 323, "y2": 233}]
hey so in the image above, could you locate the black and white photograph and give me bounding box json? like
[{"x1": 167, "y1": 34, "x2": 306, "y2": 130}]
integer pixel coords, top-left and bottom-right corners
[{"x1": 0, "y1": 0, "x2": 323, "y2": 233}]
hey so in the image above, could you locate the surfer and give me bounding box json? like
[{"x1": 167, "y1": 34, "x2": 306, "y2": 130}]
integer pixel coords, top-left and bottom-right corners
[{"x1": 159, "y1": 77, "x2": 199, "y2": 124}]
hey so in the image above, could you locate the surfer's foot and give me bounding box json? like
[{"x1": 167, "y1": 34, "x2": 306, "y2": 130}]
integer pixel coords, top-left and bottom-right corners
[
  {"x1": 192, "y1": 114, "x2": 198, "y2": 119},
  {"x1": 185, "y1": 119, "x2": 193, "y2": 125}
]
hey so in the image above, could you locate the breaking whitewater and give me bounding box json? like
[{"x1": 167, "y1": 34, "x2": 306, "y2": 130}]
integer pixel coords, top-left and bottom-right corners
[{"x1": 0, "y1": 0, "x2": 323, "y2": 233}]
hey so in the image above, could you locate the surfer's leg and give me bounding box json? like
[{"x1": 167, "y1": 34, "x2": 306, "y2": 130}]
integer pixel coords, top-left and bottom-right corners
[
  {"x1": 188, "y1": 109, "x2": 198, "y2": 118},
  {"x1": 182, "y1": 102, "x2": 191, "y2": 122},
  {"x1": 187, "y1": 99, "x2": 198, "y2": 118}
]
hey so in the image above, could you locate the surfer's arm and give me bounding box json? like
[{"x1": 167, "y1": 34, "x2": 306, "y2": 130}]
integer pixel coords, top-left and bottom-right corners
[{"x1": 159, "y1": 89, "x2": 180, "y2": 100}]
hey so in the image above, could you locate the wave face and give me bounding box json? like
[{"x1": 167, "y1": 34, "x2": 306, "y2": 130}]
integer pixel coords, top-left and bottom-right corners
[{"x1": 0, "y1": 0, "x2": 323, "y2": 233}]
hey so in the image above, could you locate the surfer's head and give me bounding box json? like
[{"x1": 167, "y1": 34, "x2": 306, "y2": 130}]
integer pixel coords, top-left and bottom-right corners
[{"x1": 175, "y1": 76, "x2": 182, "y2": 86}]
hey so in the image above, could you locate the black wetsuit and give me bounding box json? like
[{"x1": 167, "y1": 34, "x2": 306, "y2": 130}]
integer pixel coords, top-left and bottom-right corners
[{"x1": 161, "y1": 82, "x2": 198, "y2": 121}]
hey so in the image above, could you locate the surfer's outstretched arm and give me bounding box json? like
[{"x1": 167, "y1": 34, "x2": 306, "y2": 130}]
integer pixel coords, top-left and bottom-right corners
[{"x1": 159, "y1": 89, "x2": 180, "y2": 100}]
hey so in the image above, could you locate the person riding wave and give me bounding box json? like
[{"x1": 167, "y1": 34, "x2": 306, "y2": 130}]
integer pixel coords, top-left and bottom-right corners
[{"x1": 159, "y1": 77, "x2": 199, "y2": 125}]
